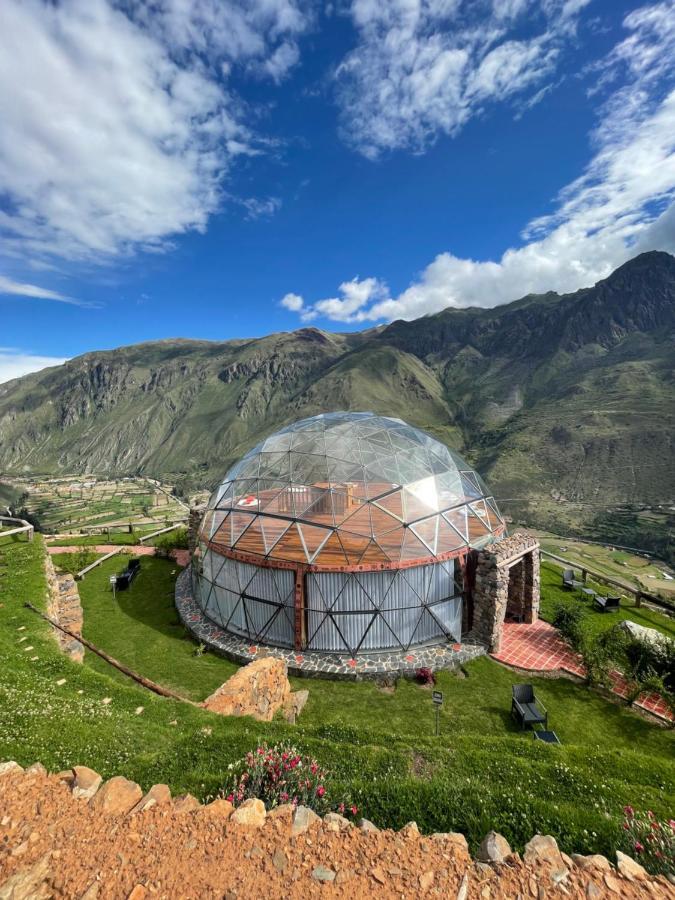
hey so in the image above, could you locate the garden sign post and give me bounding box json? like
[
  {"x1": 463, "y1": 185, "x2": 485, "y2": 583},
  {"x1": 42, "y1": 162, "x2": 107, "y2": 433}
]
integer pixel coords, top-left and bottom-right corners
[
  {"x1": 432, "y1": 690, "x2": 443, "y2": 736},
  {"x1": 109, "y1": 574, "x2": 117, "y2": 600}
]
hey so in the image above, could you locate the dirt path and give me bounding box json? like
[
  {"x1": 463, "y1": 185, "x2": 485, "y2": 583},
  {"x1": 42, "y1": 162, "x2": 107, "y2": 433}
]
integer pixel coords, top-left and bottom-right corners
[{"x1": 1, "y1": 766, "x2": 671, "y2": 899}]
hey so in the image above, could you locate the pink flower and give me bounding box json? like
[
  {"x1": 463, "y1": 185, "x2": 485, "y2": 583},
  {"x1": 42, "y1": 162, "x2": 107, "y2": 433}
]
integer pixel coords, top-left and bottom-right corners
[
  {"x1": 623, "y1": 806, "x2": 634, "y2": 817},
  {"x1": 316, "y1": 786, "x2": 325, "y2": 798},
  {"x1": 226, "y1": 794, "x2": 234, "y2": 803},
  {"x1": 634, "y1": 841, "x2": 644, "y2": 853},
  {"x1": 350, "y1": 805, "x2": 358, "y2": 816}
]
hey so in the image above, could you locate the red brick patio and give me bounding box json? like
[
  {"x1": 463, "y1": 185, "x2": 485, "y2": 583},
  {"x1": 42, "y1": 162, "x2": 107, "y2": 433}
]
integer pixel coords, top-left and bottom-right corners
[{"x1": 492, "y1": 620, "x2": 672, "y2": 723}]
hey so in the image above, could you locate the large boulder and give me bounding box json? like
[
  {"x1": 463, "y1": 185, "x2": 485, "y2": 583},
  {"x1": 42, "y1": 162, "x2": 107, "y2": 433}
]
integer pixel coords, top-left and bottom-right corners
[
  {"x1": 618, "y1": 620, "x2": 673, "y2": 651},
  {"x1": 202, "y1": 656, "x2": 306, "y2": 722},
  {"x1": 89, "y1": 776, "x2": 142, "y2": 815}
]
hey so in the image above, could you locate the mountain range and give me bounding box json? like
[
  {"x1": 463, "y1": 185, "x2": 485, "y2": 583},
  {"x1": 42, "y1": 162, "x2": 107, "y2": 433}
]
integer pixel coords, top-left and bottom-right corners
[{"x1": 1, "y1": 251, "x2": 673, "y2": 558}]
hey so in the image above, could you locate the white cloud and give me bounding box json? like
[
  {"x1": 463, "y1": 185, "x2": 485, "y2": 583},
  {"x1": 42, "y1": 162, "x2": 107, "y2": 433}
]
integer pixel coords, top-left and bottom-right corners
[
  {"x1": 239, "y1": 196, "x2": 283, "y2": 220},
  {"x1": 0, "y1": 350, "x2": 68, "y2": 385},
  {"x1": 336, "y1": 0, "x2": 589, "y2": 158},
  {"x1": 280, "y1": 292, "x2": 305, "y2": 311},
  {"x1": 313, "y1": 277, "x2": 389, "y2": 322},
  {"x1": 0, "y1": 275, "x2": 90, "y2": 306},
  {"x1": 0, "y1": 0, "x2": 310, "y2": 264},
  {"x1": 289, "y1": 1, "x2": 675, "y2": 323}
]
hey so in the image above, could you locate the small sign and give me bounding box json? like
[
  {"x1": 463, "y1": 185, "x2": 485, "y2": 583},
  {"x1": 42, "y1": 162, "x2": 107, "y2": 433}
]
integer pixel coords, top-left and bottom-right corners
[
  {"x1": 432, "y1": 690, "x2": 443, "y2": 705},
  {"x1": 109, "y1": 575, "x2": 117, "y2": 585}
]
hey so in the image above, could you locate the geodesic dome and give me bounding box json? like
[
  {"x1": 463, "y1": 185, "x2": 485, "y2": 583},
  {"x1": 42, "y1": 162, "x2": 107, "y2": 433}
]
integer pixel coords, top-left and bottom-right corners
[{"x1": 193, "y1": 412, "x2": 506, "y2": 655}]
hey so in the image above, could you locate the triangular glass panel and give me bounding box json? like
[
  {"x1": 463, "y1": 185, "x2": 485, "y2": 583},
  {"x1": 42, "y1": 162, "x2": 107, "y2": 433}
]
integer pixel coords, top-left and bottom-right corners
[
  {"x1": 340, "y1": 532, "x2": 373, "y2": 565},
  {"x1": 402, "y1": 478, "x2": 439, "y2": 521},
  {"x1": 466, "y1": 507, "x2": 492, "y2": 546},
  {"x1": 442, "y1": 507, "x2": 468, "y2": 542},
  {"x1": 469, "y1": 500, "x2": 491, "y2": 530},
  {"x1": 460, "y1": 472, "x2": 483, "y2": 501},
  {"x1": 340, "y1": 503, "x2": 373, "y2": 537},
  {"x1": 411, "y1": 515, "x2": 439, "y2": 555},
  {"x1": 262, "y1": 431, "x2": 293, "y2": 452},
  {"x1": 436, "y1": 516, "x2": 467, "y2": 554},
  {"x1": 259, "y1": 517, "x2": 291, "y2": 554},
  {"x1": 297, "y1": 523, "x2": 332, "y2": 563},
  {"x1": 260, "y1": 486, "x2": 295, "y2": 515},
  {"x1": 233, "y1": 516, "x2": 266, "y2": 555},
  {"x1": 257, "y1": 452, "x2": 290, "y2": 478},
  {"x1": 358, "y1": 540, "x2": 390, "y2": 565},
  {"x1": 372, "y1": 490, "x2": 404, "y2": 521},
  {"x1": 399, "y1": 528, "x2": 433, "y2": 562},
  {"x1": 231, "y1": 479, "x2": 261, "y2": 509},
  {"x1": 297, "y1": 491, "x2": 335, "y2": 526},
  {"x1": 375, "y1": 525, "x2": 406, "y2": 563},
  {"x1": 227, "y1": 511, "x2": 256, "y2": 546},
  {"x1": 313, "y1": 531, "x2": 349, "y2": 566},
  {"x1": 266, "y1": 523, "x2": 304, "y2": 562}
]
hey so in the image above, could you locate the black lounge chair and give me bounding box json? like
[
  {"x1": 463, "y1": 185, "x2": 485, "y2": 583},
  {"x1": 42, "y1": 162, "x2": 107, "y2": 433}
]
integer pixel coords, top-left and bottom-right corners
[
  {"x1": 512, "y1": 684, "x2": 548, "y2": 730},
  {"x1": 594, "y1": 595, "x2": 620, "y2": 613},
  {"x1": 116, "y1": 558, "x2": 141, "y2": 591},
  {"x1": 562, "y1": 569, "x2": 582, "y2": 591}
]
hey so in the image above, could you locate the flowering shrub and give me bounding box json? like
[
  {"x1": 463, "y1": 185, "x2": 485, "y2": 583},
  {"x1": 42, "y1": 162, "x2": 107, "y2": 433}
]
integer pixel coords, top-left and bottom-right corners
[
  {"x1": 223, "y1": 743, "x2": 357, "y2": 817},
  {"x1": 416, "y1": 667, "x2": 436, "y2": 685},
  {"x1": 620, "y1": 807, "x2": 675, "y2": 876}
]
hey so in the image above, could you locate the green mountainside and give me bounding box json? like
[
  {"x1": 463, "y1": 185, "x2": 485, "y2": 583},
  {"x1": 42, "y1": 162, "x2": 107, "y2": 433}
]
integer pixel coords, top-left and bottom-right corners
[{"x1": 1, "y1": 251, "x2": 673, "y2": 556}]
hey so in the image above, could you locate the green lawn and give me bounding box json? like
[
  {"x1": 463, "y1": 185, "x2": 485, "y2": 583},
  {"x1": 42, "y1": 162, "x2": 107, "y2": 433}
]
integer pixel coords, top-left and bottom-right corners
[
  {"x1": 539, "y1": 562, "x2": 675, "y2": 641},
  {"x1": 48, "y1": 529, "x2": 158, "y2": 547},
  {"x1": 52, "y1": 552, "x2": 238, "y2": 700},
  {"x1": 2, "y1": 539, "x2": 673, "y2": 861}
]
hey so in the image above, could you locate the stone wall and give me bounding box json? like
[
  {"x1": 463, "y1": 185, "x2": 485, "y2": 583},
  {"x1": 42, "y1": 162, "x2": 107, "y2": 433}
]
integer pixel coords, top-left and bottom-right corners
[
  {"x1": 472, "y1": 533, "x2": 540, "y2": 653},
  {"x1": 45, "y1": 554, "x2": 84, "y2": 663},
  {"x1": 188, "y1": 505, "x2": 206, "y2": 553}
]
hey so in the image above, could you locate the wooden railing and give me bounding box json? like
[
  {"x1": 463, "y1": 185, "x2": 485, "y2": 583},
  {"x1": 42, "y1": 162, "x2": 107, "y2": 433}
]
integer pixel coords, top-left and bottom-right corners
[
  {"x1": 540, "y1": 549, "x2": 674, "y2": 613},
  {"x1": 0, "y1": 515, "x2": 34, "y2": 542}
]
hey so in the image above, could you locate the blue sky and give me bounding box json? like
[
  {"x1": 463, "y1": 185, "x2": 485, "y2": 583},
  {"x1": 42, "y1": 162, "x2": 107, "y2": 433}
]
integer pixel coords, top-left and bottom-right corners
[{"x1": 1, "y1": 0, "x2": 674, "y2": 382}]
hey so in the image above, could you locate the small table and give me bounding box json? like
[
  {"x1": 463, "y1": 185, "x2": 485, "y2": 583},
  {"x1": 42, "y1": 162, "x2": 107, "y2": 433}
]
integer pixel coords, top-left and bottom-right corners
[
  {"x1": 533, "y1": 730, "x2": 561, "y2": 745},
  {"x1": 581, "y1": 587, "x2": 596, "y2": 600}
]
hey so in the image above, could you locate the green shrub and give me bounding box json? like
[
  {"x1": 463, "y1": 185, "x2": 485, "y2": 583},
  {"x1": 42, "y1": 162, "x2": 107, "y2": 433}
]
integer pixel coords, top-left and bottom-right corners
[
  {"x1": 552, "y1": 602, "x2": 585, "y2": 650},
  {"x1": 153, "y1": 527, "x2": 189, "y2": 553}
]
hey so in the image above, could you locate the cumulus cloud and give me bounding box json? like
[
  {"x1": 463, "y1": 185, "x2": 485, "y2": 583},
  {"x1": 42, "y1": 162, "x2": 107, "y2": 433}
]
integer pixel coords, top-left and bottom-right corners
[
  {"x1": 0, "y1": 349, "x2": 68, "y2": 385},
  {"x1": 336, "y1": 0, "x2": 590, "y2": 158},
  {"x1": 0, "y1": 0, "x2": 310, "y2": 264},
  {"x1": 280, "y1": 292, "x2": 305, "y2": 312},
  {"x1": 288, "y1": 1, "x2": 675, "y2": 323}
]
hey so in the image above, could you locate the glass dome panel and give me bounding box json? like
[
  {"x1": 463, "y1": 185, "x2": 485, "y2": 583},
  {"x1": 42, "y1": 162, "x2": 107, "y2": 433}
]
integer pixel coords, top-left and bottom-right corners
[{"x1": 203, "y1": 412, "x2": 505, "y2": 566}]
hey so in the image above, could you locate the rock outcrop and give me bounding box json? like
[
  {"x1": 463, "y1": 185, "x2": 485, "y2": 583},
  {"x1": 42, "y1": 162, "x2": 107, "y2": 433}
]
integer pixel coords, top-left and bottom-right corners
[{"x1": 201, "y1": 656, "x2": 307, "y2": 723}]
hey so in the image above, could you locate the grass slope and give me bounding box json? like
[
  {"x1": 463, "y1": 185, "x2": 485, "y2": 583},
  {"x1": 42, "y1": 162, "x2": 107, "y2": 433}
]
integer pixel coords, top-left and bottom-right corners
[{"x1": 2, "y1": 540, "x2": 673, "y2": 858}]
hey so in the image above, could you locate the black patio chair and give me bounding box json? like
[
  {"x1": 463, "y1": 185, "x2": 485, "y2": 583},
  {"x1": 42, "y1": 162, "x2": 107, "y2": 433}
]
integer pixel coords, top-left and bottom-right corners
[
  {"x1": 594, "y1": 595, "x2": 620, "y2": 613},
  {"x1": 512, "y1": 684, "x2": 548, "y2": 730},
  {"x1": 562, "y1": 569, "x2": 582, "y2": 591}
]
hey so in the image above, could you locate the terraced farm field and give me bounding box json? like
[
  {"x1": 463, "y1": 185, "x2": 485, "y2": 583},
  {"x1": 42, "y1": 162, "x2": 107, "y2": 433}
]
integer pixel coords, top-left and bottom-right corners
[
  {"x1": 536, "y1": 531, "x2": 675, "y2": 603},
  {"x1": 1, "y1": 476, "x2": 191, "y2": 534}
]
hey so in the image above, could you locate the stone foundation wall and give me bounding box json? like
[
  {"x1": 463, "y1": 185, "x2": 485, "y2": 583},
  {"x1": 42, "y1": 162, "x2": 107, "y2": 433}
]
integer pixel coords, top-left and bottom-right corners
[
  {"x1": 472, "y1": 533, "x2": 540, "y2": 653},
  {"x1": 45, "y1": 555, "x2": 84, "y2": 663}
]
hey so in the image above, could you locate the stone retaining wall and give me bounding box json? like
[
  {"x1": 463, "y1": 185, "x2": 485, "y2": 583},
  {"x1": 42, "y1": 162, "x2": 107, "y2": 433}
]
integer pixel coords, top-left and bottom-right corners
[{"x1": 45, "y1": 554, "x2": 84, "y2": 663}]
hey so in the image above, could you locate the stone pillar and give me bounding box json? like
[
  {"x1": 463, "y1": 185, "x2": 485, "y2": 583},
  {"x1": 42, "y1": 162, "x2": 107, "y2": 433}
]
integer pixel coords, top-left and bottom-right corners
[
  {"x1": 472, "y1": 551, "x2": 510, "y2": 653},
  {"x1": 523, "y1": 550, "x2": 540, "y2": 624},
  {"x1": 472, "y1": 533, "x2": 541, "y2": 653}
]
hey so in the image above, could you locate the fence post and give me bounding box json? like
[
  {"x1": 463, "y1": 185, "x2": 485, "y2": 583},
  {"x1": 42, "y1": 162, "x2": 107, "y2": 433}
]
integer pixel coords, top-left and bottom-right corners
[
  {"x1": 581, "y1": 568, "x2": 587, "y2": 583},
  {"x1": 635, "y1": 591, "x2": 642, "y2": 609}
]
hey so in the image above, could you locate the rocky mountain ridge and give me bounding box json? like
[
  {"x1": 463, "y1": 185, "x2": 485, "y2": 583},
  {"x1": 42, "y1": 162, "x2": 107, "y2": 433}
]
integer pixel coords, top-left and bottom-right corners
[{"x1": 1, "y1": 251, "x2": 673, "y2": 553}]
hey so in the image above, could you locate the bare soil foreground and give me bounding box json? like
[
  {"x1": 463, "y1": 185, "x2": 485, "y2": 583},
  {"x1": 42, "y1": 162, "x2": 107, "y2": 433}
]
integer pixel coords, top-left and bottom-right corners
[{"x1": 1, "y1": 764, "x2": 671, "y2": 899}]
